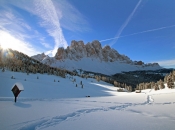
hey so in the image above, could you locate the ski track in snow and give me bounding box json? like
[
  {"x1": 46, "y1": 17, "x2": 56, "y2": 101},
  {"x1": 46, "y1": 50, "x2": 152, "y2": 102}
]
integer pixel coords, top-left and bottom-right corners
[
  {"x1": 17, "y1": 104, "x2": 132, "y2": 130},
  {"x1": 126, "y1": 109, "x2": 175, "y2": 121},
  {"x1": 15, "y1": 94, "x2": 175, "y2": 130}
]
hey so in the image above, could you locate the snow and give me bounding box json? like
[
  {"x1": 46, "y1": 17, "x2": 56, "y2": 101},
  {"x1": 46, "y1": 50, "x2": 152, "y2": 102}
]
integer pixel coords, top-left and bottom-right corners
[
  {"x1": 0, "y1": 69, "x2": 175, "y2": 130},
  {"x1": 12, "y1": 82, "x2": 24, "y2": 91},
  {"x1": 49, "y1": 57, "x2": 161, "y2": 75}
]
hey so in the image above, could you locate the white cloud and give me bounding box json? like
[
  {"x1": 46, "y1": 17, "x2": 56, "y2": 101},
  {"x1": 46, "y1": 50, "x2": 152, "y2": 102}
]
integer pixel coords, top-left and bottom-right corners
[
  {"x1": 0, "y1": 8, "x2": 33, "y2": 33},
  {"x1": 20, "y1": 0, "x2": 89, "y2": 55},
  {"x1": 17, "y1": 0, "x2": 68, "y2": 56},
  {"x1": 0, "y1": 0, "x2": 66, "y2": 56},
  {"x1": 109, "y1": 0, "x2": 142, "y2": 46},
  {"x1": 0, "y1": 30, "x2": 40, "y2": 56},
  {"x1": 0, "y1": 9, "x2": 41, "y2": 56},
  {"x1": 41, "y1": 42, "x2": 52, "y2": 49},
  {"x1": 53, "y1": 0, "x2": 90, "y2": 32},
  {"x1": 156, "y1": 59, "x2": 175, "y2": 68},
  {"x1": 0, "y1": 0, "x2": 90, "y2": 57},
  {"x1": 100, "y1": 24, "x2": 175, "y2": 42}
]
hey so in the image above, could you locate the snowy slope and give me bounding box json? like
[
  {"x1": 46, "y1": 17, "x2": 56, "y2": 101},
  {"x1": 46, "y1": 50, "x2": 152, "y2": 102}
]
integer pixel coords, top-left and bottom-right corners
[
  {"x1": 0, "y1": 69, "x2": 117, "y2": 99},
  {"x1": 0, "y1": 70, "x2": 175, "y2": 130},
  {"x1": 49, "y1": 57, "x2": 161, "y2": 75}
]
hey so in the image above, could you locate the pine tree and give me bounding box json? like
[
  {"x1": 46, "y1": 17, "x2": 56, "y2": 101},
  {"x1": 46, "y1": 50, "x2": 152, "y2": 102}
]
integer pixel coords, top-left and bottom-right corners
[
  {"x1": 158, "y1": 79, "x2": 165, "y2": 89},
  {"x1": 154, "y1": 83, "x2": 159, "y2": 91},
  {"x1": 96, "y1": 76, "x2": 100, "y2": 82},
  {"x1": 151, "y1": 82, "x2": 155, "y2": 89},
  {"x1": 160, "y1": 82, "x2": 165, "y2": 89},
  {"x1": 164, "y1": 75, "x2": 168, "y2": 83},
  {"x1": 167, "y1": 73, "x2": 174, "y2": 88},
  {"x1": 172, "y1": 70, "x2": 175, "y2": 82},
  {"x1": 114, "y1": 81, "x2": 118, "y2": 87}
]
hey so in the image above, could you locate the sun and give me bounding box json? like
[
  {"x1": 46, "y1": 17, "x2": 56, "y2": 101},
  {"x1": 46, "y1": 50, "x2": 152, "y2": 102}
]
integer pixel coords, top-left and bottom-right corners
[
  {"x1": 0, "y1": 31, "x2": 17, "y2": 50},
  {"x1": 0, "y1": 42, "x2": 12, "y2": 50}
]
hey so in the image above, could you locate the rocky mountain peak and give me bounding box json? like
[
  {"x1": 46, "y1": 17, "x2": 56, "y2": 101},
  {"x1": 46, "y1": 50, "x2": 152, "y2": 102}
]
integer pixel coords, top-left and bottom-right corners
[
  {"x1": 55, "y1": 47, "x2": 66, "y2": 60},
  {"x1": 70, "y1": 40, "x2": 85, "y2": 49},
  {"x1": 103, "y1": 45, "x2": 111, "y2": 51},
  {"x1": 91, "y1": 40, "x2": 102, "y2": 50},
  {"x1": 54, "y1": 40, "x2": 150, "y2": 65},
  {"x1": 32, "y1": 40, "x2": 161, "y2": 74}
]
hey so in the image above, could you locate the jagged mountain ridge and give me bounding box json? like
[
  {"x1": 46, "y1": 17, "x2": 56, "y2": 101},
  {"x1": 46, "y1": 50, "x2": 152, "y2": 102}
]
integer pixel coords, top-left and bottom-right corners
[
  {"x1": 32, "y1": 40, "x2": 161, "y2": 75},
  {"x1": 55, "y1": 40, "x2": 131, "y2": 62}
]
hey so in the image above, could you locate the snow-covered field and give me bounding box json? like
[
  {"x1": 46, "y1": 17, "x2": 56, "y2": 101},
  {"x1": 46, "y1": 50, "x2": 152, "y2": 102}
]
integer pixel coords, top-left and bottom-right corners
[{"x1": 0, "y1": 70, "x2": 175, "y2": 130}]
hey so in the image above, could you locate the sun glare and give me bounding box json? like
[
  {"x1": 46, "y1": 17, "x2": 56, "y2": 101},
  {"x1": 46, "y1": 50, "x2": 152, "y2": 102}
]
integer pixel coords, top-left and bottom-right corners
[
  {"x1": 0, "y1": 31, "x2": 18, "y2": 50},
  {"x1": 0, "y1": 30, "x2": 39, "y2": 56},
  {"x1": 0, "y1": 43, "x2": 11, "y2": 50}
]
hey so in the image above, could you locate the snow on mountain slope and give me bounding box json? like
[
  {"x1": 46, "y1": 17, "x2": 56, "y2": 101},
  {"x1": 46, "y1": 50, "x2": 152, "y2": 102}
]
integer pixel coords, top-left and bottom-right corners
[
  {"x1": 1, "y1": 70, "x2": 175, "y2": 130},
  {"x1": 0, "y1": 69, "x2": 117, "y2": 99},
  {"x1": 31, "y1": 53, "x2": 47, "y2": 62},
  {"x1": 50, "y1": 58, "x2": 161, "y2": 75},
  {"x1": 32, "y1": 40, "x2": 162, "y2": 75}
]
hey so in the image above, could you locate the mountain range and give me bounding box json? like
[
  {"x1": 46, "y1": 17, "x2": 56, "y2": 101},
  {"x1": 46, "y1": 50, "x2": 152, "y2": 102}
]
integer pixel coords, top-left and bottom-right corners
[{"x1": 32, "y1": 40, "x2": 161, "y2": 75}]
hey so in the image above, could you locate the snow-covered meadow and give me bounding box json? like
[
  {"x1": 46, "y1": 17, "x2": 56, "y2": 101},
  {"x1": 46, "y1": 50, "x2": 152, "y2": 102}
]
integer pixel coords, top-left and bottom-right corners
[{"x1": 0, "y1": 70, "x2": 175, "y2": 130}]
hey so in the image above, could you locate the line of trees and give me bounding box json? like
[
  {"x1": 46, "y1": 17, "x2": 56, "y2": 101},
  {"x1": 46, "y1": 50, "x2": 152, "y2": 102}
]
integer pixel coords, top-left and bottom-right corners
[
  {"x1": 0, "y1": 48, "x2": 69, "y2": 78},
  {"x1": 94, "y1": 75, "x2": 132, "y2": 92},
  {"x1": 135, "y1": 70, "x2": 175, "y2": 91}
]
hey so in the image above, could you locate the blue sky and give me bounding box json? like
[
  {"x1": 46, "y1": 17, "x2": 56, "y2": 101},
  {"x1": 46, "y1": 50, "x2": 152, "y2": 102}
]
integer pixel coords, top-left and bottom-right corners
[{"x1": 0, "y1": 0, "x2": 175, "y2": 68}]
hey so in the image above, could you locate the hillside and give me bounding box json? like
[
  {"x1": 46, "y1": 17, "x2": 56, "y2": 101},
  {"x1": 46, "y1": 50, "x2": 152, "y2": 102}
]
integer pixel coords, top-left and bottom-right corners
[
  {"x1": 0, "y1": 69, "x2": 175, "y2": 130},
  {"x1": 0, "y1": 69, "x2": 116, "y2": 98},
  {"x1": 0, "y1": 47, "x2": 170, "y2": 90}
]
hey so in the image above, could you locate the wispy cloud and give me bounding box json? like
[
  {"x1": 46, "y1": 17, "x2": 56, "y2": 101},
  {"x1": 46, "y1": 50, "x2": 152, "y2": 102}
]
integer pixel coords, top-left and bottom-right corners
[
  {"x1": 109, "y1": 0, "x2": 142, "y2": 46},
  {"x1": 0, "y1": 9, "x2": 31, "y2": 34},
  {"x1": 0, "y1": 8, "x2": 41, "y2": 56},
  {"x1": 0, "y1": 30, "x2": 40, "y2": 56},
  {"x1": 0, "y1": 0, "x2": 89, "y2": 56},
  {"x1": 41, "y1": 42, "x2": 52, "y2": 49},
  {"x1": 156, "y1": 59, "x2": 175, "y2": 68},
  {"x1": 100, "y1": 24, "x2": 175, "y2": 42},
  {"x1": 54, "y1": 0, "x2": 90, "y2": 32},
  {"x1": 8, "y1": 0, "x2": 68, "y2": 56},
  {"x1": 31, "y1": 0, "x2": 68, "y2": 56}
]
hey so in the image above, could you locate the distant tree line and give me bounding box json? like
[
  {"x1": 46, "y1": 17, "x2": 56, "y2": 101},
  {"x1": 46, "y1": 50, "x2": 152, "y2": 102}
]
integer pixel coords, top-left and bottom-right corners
[
  {"x1": 135, "y1": 70, "x2": 175, "y2": 91},
  {"x1": 94, "y1": 75, "x2": 132, "y2": 92}
]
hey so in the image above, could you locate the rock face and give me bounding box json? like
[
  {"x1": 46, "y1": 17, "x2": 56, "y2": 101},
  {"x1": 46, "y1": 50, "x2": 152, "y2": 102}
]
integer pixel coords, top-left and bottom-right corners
[
  {"x1": 55, "y1": 40, "x2": 132, "y2": 63},
  {"x1": 32, "y1": 40, "x2": 161, "y2": 75},
  {"x1": 54, "y1": 40, "x2": 158, "y2": 66}
]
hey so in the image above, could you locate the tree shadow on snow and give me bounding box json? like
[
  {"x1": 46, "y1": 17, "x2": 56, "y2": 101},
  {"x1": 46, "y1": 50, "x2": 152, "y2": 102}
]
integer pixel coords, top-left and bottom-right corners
[{"x1": 14, "y1": 102, "x2": 32, "y2": 108}]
